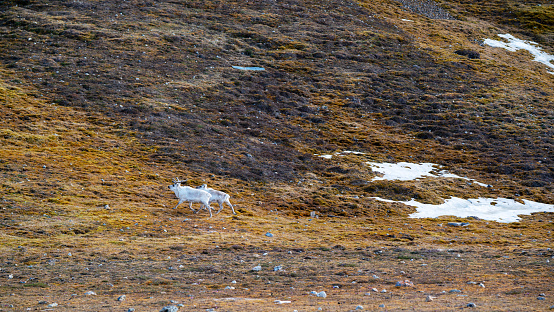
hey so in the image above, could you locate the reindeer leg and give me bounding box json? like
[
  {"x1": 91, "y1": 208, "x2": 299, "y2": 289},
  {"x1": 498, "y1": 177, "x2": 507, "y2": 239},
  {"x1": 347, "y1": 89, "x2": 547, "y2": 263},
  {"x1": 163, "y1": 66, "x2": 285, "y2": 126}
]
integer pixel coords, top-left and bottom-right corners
[
  {"x1": 206, "y1": 203, "x2": 213, "y2": 218},
  {"x1": 189, "y1": 202, "x2": 197, "y2": 213},
  {"x1": 173, "y1": 199, "x2": 184, "y2": 210},
  {"x1": 216, "y1": 202, "x2": 224, "y2": 214},
  {"x1": 226, "y1": 199, "x2": 236, "y2": 215}
]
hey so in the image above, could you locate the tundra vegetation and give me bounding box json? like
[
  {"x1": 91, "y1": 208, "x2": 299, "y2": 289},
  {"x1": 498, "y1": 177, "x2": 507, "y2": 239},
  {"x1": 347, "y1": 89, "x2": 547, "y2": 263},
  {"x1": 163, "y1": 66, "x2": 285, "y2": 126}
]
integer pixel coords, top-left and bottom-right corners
[{"x1": 0, "y1": 0, "x2": 553, "y2": 310}]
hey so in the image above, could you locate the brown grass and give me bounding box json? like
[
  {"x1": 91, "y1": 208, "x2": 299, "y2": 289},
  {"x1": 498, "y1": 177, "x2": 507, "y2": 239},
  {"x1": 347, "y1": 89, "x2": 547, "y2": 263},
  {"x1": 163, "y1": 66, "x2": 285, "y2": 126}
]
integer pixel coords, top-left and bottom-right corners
[{"x1": 0, "y1": 0, "x2": 553, "y2": 310}]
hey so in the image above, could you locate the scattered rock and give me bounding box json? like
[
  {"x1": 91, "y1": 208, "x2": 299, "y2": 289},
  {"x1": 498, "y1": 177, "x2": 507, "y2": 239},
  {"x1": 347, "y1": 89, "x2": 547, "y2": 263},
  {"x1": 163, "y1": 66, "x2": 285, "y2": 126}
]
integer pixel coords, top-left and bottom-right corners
[
  {"x1": 395, "y1": 280, "x2": 414, "y2": 287},
  {"x1": 449, "y1": 289, "x2": 462, "y2": 293},
  {"x1": 265, "y1": 232, "x2": 274, "y2": 237},
  {"x1": 274, "y1": 300, "x2": 291, "y2": 304},
  {"x1": 317, "y1": 291, "x2": 327, "y2": 298},
  {"x1": 273, "y1": 265, "x2": 283, "y2": 271},
  {"x1": 447, "y1": 222, "x2": 469, "y2": 227},
  {"x1": 47, "y1": 303, "x2": 58, "y2": 308},
  {"x1": 224, "y1": 286, "x2": 235, "y2": 290},
  {"x1": 160, "y1": 305, "x2": 179, "y2": 312},
  {"x1": 355, "y1": 305, "x2": 364, "y2": 310},
  {"x1": 426, "y1": 295, "x2": 436, "y2": 302},
  {"x1": 252, "y1": 265, "x2": 262, "y2": 272},
  {"x1": 380, "y1": 289, "x2": 387, "y2": 293},
  {"x1": 454, "y1": 49, "x2": 480, "y2": 59},
  {"x1": 379, "y1": 304, "x2": 385, "y2": 308},
  {"x1": 127, "y1": 309, "x2": 135, "y2": 312},
  {"x1": 467, "y1": 302, "x2": 476, "y2": 307},
  {"x1": 478, "y1": 283, "x2": 485, "y2": 288},
  {"x1": 85, "y1": 291, "x2": 97, "y2": 296},
  {"x1": 538, "y1": 297, "x2": 546, "y2": 300},
  {"x1": 371, "y1": 288, "x2": 379, "y2": 292},
  {"x1": 117, "y1": 295, "x2": 126, "y2": 301}
]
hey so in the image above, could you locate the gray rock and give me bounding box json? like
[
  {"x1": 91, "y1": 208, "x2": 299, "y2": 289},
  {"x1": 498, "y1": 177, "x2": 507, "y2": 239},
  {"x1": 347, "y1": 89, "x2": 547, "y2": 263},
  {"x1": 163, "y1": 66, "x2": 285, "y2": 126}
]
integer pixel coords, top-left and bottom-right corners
[
  {"x1": 538, "y1": 297, "x2": 546, "y2": 300},
  {"x1": 252, "y1": 265, "x2": 262, "y2": 272},
  {"x1": 447, "y1": 222, "x2": 469, "y2": 227},
  {"x1": 47, "y1": 303, "x2": 58, "y2": 308},
  {"x1": 317, "y1": 291, "x2": 327, "y2": 298},
  {"x1": 84, "y1": 291, "x2": 97, "y2": 296},
  {"x1": 449, "y1": 289, "x2": 462, "y2": 293},
  {"x1": 127, "y1": 309, "x2": 135, "y2": 312},
  {"x1": 117, "y1": 295, "x2": 126, "y2": 301},
  {"x1": 379, "y1": 304, "x2": 385, "y2": 308},
  {"x1": 273, "y1": 265, "x2": 283, "y2": 271},
  {"x1": 355, "y1": 305, "x2": 364, "y2": 310},
  {"x1": 160, "y1": 306, "x2": 179, "y2": 312},
  {"x1": 265, "y1": 232, "x2": 274, "y2": 237},
  {"x1": 467, "y1": 302, "x2": 476, "y2": 307}
]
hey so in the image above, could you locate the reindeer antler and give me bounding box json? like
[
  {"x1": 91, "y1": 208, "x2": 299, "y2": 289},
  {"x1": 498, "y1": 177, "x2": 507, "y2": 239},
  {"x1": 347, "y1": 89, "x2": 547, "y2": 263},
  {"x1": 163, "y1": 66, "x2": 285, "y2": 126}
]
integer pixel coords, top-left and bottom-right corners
[{"x1": 172, "y1": 178, "x2": 187, "y2": 184}]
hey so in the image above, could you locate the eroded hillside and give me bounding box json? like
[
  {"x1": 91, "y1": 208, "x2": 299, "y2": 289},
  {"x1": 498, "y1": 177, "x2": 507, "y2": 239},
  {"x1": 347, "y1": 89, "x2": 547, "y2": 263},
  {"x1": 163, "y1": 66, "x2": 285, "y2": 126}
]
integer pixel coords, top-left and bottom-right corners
[{"x1": 0, "y1": 0, "x2": 553, "y2": 310}]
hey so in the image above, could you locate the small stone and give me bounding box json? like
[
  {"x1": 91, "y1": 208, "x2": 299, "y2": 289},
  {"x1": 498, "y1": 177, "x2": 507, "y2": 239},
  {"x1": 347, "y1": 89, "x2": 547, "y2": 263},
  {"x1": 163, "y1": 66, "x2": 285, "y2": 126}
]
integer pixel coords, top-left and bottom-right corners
[
  {"x1": 538, "y1": 297, "x2": 546, "y2": 300},
  {"x1": 117, "y1": 295, "x2": 126, "y2": 301},
  {"x1": 47, "y1": 303, "x2": 58, "y2": 308},
  {"x1": 224, "y1": 286, "x2": 235, "y2": 290},
  {"x1": 273, "y1": 265, "x2": 283, "y2": 271},
  {"x1": 395, "y1": 280, "x2": 414, "y2": 287},
  {"x1": 364, "y1": 292, "x2": 371, "y2": 296},
  {"x1": 355, "y1": 305, "x2": 364, "y2": 310},
  {"x1": 252, "y1": 265, "x2": 262, "y2": 272},
  {"x1": 317, "y1": 291, "x2": 327, "y2": 298},
  {"x1": 380, "y1": 289, "x2": 387, "y2": 293},
  {"x1": 371, "y1": 288, "x2": 378, "y2": 292},
  {"x1": 426, "y1": 295, "x2": 435, "y2": 302},
  {"x1": 265, "y1": 232, "x2": 274, "y2": 237},
  {"x1": 127, "y1": 309, "x2": 135, "y2": 312},
  {"x1": 447, "y1": 222, "x2": 469, "y2": 227},
  {"x1": 539, "y1": 293, "x2": 546, "y2": 297},
  {"x1": 85, "y1": 291, "x2": 97, "y2": 296},
  {"x1": 449, "y1": 289, "x2": 462, "y2": 293},
  {"x1": 478, "y1": 283, "x2": 485, "y2": 288},
  {"x1": 372, "y1": 274, "x2": 380, "y2": 279},
  {"x1": 379, "y1": 304, "x2": 385, "y2": 308},
  {"x1": 160, "y1": 306, "x2": 179, "y2": 312},
  {"x1": 467, "y1": 302, "x2": 476, "y2": 307}
]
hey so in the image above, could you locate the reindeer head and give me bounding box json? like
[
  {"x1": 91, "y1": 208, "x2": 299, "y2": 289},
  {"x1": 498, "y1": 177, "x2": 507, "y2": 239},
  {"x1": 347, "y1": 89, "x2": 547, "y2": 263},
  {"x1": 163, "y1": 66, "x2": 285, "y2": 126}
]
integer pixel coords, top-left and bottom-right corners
[{"x1": 168, "y1": 178, "x2": 187, "y2": 191}]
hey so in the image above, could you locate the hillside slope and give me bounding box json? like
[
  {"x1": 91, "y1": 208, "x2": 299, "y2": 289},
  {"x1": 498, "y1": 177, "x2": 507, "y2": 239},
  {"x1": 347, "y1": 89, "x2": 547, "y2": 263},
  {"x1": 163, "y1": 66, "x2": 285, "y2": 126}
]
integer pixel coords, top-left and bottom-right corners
[{"x1": 0, "y1": 0, "x2": 553, "y2": 310}]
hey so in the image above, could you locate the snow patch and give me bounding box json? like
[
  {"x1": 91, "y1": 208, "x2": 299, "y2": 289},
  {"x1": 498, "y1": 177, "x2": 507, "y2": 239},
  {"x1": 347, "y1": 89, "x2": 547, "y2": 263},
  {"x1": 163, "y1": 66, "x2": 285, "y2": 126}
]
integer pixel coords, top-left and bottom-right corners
[
  {"x1": 484, "y1": 34, "x2": 554, "y2": 74},
  {"x1": 315, "y1": 151, "x2": 366, "y2": 159},
  {"x1": 366, "y1": 162, "x2": 489, "y2": 186},
  {"x1": 372, "y1": 197, "x2": 554, "y2": 223},
  {"x1": 232, "y1": 66, "x2": 265, "y2": 71}
]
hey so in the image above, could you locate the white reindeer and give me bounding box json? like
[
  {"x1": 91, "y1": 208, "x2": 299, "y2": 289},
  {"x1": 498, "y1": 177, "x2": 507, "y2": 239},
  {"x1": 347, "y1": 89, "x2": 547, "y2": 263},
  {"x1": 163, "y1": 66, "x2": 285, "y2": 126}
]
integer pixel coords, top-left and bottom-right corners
[
  {"x1": 168, "y1": 178, "x2": 214, "y2": 217},
  {"x1": 190, "y1": 184, "x2": 237, "y2": 215}
]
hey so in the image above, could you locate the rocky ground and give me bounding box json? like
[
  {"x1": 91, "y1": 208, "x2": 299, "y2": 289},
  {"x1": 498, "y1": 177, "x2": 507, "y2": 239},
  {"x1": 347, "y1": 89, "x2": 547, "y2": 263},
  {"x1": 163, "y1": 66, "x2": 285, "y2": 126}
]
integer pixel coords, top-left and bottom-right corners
[{"x1": 0, "y1": 0, "x2": 553, "y2": 310}]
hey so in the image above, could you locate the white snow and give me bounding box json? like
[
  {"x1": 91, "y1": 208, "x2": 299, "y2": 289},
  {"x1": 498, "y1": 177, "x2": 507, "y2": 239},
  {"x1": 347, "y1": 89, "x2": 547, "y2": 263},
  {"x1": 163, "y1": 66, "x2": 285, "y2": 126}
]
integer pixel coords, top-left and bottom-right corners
[
  {"x1": 366, "y1": 162, "x2": 489, "y2": 186},
  {"x1": 315, "y1": 151, "x2": 366, "y2": 159},
  {"x1": 232, "y1": 66, "x2": 265, "y2": 71},
  {"x1": 484, "y1": 34, "x2": 554, "y2": 74},
  {"x1": 372, "y1": 196, "x2": 554, "y2": 223}
]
